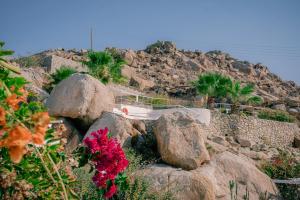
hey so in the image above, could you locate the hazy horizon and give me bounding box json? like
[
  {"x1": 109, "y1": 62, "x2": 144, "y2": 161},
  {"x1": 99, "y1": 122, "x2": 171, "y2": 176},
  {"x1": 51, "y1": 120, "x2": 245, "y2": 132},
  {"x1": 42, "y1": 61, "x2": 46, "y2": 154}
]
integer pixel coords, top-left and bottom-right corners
[{"x1": 1, "y1": 0, "x2": 300, "y2": 84}]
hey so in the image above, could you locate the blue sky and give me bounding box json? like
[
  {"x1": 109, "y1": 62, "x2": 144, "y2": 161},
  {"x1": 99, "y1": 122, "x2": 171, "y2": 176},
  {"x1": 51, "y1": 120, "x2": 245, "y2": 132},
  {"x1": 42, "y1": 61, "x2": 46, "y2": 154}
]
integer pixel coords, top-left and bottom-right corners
[{"x1": 1, "y1": 0, "x2": 300, "y2": 83}]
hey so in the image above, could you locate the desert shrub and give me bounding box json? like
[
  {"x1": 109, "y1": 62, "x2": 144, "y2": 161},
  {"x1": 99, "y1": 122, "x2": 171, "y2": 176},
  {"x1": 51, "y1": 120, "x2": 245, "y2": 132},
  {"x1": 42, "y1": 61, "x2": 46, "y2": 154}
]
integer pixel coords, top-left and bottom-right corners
[
  {"x1": 262, "y1": 151, "x2": 300, "y2": 199},
  {"x1": 258, "y1": 109, "x2": 295, "y2": 122},
  {"x1": 71, "y1": 166, "x2": 104, "y2": 200},
  {"x1": 51, "y1": 66, "x2": 76, "y2": 84},
  {"x1": 0, "y1": 68, "x2": 74, "y2": 199},
  {"x1": 83, "y1": 51, "x2": 126, "y2": 84},
  {"x1": 43, "y1": 66, "x2": 76, "y2": 92}
]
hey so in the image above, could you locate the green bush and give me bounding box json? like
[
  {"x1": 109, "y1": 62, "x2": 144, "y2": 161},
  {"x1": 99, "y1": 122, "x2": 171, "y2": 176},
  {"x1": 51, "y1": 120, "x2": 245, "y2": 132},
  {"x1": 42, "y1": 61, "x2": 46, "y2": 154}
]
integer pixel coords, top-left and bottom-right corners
[
  {"x1": 43, "y1": 66, "x2": 76, "y2": 93},
  {"x1": 51, "y1": 66, "x2": 76, "y2": 84},
  {"x1": 192, "y1": 73, "x2": 262, "y2": 112},
  {"x1": 83, "y1": 51, "x2": 126, "y2": 84},
  {"x1": 262, "y1": 151, "x2": 300, "y2": 199},
  {"x1": 258, "y1": 109, "x2": 295, "y2": 122}
]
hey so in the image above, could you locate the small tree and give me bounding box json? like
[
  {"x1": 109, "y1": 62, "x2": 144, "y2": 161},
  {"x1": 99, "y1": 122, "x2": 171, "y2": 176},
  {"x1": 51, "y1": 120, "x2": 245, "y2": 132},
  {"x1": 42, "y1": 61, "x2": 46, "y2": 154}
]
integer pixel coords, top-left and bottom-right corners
[
  {"x1": 193, "y1": 72, "x2": 262, "y2": 112},
  {"x1": 193, "y1": 72, "x2": 232, "y2": 107},
  {"x1": 227, "y1": 82, "x2": 262, "y2": 113},
  {"x1": 83, "y1": 51, "x2": 126, "y2": 84}
]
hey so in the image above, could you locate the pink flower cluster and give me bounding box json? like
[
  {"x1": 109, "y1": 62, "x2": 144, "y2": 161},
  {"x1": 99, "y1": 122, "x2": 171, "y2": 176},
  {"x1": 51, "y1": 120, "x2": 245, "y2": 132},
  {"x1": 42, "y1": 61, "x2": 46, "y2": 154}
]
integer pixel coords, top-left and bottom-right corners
[{"x1": 83, "y1": 127, "x2": 128, "y2": 198}]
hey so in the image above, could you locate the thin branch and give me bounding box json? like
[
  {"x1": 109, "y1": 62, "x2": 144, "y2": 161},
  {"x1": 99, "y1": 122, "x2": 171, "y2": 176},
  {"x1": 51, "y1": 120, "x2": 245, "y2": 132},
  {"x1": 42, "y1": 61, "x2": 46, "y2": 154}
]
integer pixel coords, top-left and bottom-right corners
[
  {"x1": 47, "y1": 152, "x2": 69, "y2": 200},
  {"x1": 34, "y1": 147, "x2": 57, "y2": 186}
]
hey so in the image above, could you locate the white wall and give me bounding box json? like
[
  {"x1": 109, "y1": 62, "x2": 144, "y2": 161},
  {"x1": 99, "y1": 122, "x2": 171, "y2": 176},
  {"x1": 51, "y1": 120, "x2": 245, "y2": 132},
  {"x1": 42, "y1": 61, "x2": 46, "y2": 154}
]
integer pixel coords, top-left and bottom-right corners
[{"x1": 113, "y1": 104, "x2": 211, "y2": 125}]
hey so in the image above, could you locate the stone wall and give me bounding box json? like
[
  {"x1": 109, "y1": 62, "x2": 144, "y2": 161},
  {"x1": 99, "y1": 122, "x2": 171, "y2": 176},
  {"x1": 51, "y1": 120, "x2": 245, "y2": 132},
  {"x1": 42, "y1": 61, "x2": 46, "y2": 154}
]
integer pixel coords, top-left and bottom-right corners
[{"x1": 207, "y1": 111, "x2": 299, "y2": 147}]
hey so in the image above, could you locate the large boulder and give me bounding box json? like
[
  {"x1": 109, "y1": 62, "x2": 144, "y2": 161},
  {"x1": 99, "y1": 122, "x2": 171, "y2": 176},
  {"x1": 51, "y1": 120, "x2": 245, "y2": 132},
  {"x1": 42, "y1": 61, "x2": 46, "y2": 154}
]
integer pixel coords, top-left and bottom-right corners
[
  {"x1": 195, "y1": 151, "x2": 278, "y2": 200},
  {"x1": 154, "y1": 112, "x2": 210, "y2": 170},
  {"x1": 122, "y1": 49, "x2": 136, "y2": 65},
  {"x1": 46, "y1": 73, "x2": 115, "y2": 127},
  {"x1": 84, "y1": 112, "x2": 133, "y2": 147},
  {"x1": 136, "y1": 164, "x2": 215, "y2": 200}
]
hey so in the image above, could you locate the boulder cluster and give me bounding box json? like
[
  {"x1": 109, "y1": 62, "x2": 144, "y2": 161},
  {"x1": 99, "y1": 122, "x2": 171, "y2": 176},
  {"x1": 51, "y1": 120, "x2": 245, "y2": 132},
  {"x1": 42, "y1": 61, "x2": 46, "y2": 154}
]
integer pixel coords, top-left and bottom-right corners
[
  {"x1": 42, "y1": 73, "x2": 281, "y2": 200},
  {"x1": 10, "y1": 42, "x2": 300, "y2": 199}
]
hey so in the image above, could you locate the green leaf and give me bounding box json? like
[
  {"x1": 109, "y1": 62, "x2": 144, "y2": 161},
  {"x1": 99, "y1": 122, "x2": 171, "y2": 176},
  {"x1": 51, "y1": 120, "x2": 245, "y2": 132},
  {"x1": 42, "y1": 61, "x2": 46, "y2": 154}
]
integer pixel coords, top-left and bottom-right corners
[
  {"x1": 0, "y1": 50, "x2": 14, "y2": 57},
  {"x1": 240, "y1": 84, "x2": 254, "y2": 95}
]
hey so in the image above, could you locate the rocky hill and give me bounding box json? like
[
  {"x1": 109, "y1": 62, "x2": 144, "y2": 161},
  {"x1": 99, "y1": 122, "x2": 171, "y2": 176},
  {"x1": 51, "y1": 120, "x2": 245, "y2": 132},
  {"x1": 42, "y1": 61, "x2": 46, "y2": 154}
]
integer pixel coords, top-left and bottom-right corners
[{"x1": 13, "y1": 41, "x2": 300, "y2": 110}]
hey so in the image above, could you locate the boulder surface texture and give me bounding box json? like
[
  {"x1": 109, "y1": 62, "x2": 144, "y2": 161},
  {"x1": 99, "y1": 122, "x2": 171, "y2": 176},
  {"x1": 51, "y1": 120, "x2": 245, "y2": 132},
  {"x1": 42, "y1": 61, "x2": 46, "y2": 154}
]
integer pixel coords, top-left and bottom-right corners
[
  {"x1": 46, "y1": 73, "x2": 115, "y2": 126},
  {"x1": 154, "y1": 111, "x2": 210, "y2": 170}
]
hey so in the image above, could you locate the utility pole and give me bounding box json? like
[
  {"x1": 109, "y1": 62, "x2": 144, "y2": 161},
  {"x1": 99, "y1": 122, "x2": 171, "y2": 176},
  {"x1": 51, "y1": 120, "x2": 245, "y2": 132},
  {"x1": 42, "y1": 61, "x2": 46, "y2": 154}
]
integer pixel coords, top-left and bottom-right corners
[{"x1": 90, "y1": 27, "x2": 93, "y2": 51}]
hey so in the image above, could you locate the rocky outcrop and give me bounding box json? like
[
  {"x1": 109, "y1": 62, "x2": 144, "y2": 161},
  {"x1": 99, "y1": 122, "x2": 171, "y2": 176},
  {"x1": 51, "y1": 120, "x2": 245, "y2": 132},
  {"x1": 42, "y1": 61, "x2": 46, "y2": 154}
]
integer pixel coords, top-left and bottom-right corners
[
  {"x1": 42, "y1": 55, "x2": 87, "y2": 73},
  {"x1": 46, "y1": 73, "x2": 115, "y2": 127},
  {"x1": 21, "y1": 67, "x2": 50, "y2": 88},
  {"x1": 137, "y1": 151, "x2": 277, "y2": 200},
  {"x1": 195, "y1": 151, "x2": 278, "y2": 200},
  {"x1": 84, "y1": 112, "x2": 134, "y2": 147},
  {"x1": 16, "y1": 42, "x2": 300, "y2": 110},
  {"x1": 154, "y1": 111, "x2": 210, "y2": 170},
  {"x1": 136, "y1": 164, "x2": 215, "y2": 200}
]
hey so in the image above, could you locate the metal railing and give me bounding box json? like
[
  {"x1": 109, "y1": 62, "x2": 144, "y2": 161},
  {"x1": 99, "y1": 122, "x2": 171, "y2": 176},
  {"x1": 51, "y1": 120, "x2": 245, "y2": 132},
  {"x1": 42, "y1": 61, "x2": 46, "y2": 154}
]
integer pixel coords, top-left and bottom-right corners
[{"x1": 115, "y1": 94, "x2": 206, "y2": 109}]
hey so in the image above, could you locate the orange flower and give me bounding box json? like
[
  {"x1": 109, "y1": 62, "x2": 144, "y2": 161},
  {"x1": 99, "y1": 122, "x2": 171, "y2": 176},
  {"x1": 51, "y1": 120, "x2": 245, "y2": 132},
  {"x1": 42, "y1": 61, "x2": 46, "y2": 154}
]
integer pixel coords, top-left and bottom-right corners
[
  {"x1": 0, "y1": 125, "x2": 32, "y2": 163},
  {"x1": 18, "y1": 87, "x2": 28, "y2": 102},
  {"x1": 32, "y1": 112, "x2": 50, "y2": 127},
  {"x1": 32, "y1": 112, "x2": 50, "y2": 145},
  {"x1": 5, "y1": 87, "x2": 28, "y2": 110},
  {"x1": 6, "y1": 94, "x2": 20, "y2": 110},
  {"x1": 0, "y1": 107, "x2": 6, "y2": 126},
  {"x1": 32, "y1": 126, "x2": 47, "y2": 145}
]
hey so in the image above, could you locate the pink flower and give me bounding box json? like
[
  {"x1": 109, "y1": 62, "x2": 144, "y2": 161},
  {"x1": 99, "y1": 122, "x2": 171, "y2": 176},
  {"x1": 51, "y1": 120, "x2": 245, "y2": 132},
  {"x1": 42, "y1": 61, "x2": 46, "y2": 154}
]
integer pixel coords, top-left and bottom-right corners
[
  {"x1": 83, "y1": 127, "x2": 129, "y2": 198},
  {"x1": 104, "y1": 183, "x2": 118, "y2": 198}
]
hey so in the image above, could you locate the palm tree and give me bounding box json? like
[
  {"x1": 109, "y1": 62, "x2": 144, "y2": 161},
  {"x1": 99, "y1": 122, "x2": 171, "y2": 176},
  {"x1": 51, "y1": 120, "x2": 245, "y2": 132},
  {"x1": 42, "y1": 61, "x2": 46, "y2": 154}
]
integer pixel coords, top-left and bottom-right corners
[
  {"x1": 227, "y1": 82, "x2": 263, "y2": 113},
  {"x1": 193, "y1": 72, "x2": 232, "y2": 108},
  {"x1": 83, "y1": 51, "x2": 125, "y2": 84},
  {"x1": 0, "y1": 41, "x2": 20, "y2": 74}
]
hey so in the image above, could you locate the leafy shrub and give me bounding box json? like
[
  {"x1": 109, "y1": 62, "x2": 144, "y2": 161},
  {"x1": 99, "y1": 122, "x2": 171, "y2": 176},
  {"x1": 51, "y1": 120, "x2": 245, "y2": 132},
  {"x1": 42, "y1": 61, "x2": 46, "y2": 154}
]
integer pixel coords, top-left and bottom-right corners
[
  {"x1": 83, "y1": 51, "x2": 126, "y2": 84},
  {"x1": 0, "y1": 68, "x2": 74, "y2": 199},
  {"x1": 51, "y1": 66, "x2": 76, "y2": 84},
  {"x1": 43, "y1": 66, "x2": 76, "y2": 92},
  {"x1": 258, "y1": 109, "x2": 295, "y2": 122},
  {"x1": 262, "y1": 151, "x2": 300, "y2": 199},
  {"x1": 193, "y1": 73, "x2": 262, "y2": 112}
]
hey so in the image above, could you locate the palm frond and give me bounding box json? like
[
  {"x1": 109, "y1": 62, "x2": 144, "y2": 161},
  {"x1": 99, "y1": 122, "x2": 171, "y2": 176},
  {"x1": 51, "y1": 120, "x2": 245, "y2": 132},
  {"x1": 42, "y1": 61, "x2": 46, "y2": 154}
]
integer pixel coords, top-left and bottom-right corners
[
  {"x1": 0, "y1": 50, "x2": 14, "y2": 57},
  {"x1": 247, "y1": 96, "x2": 263, "y2": 105},
  {"x1": 240, "y1": 84, "x2": 254, "y2": 95}
]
